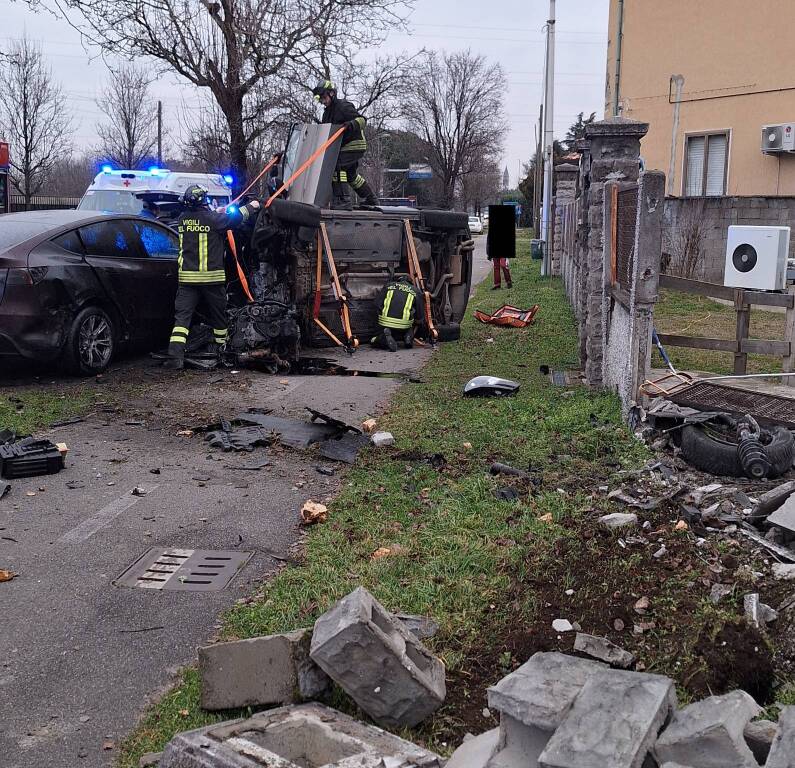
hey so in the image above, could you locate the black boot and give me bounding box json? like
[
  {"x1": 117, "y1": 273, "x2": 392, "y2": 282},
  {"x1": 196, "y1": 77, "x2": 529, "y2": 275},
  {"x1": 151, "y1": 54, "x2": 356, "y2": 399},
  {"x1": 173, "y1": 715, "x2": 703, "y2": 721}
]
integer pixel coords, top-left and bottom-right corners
[
  {"x1": 331, "y1": 181, "x2": 352, "y2": 210},
  {"x1": 355, "y1": 180, "x2": 379, "y2": 208},
  {"x1": 383, "y1": 328, "x2": 398, "y2": 352},
  {"x1": 403, "y1": 329, "x2": 414, "y2": 349}
]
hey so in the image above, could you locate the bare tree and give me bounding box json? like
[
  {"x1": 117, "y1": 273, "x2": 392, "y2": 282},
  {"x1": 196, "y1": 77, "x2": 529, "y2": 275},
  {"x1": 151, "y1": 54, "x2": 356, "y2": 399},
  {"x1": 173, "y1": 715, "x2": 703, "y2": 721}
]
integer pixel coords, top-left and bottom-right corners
[
  {"x1": 0, "y1": 37, "x2": 73, "y2": 207},
  {"x1": 95, "y1": 64, "x2": 159, "y2": 169},
  {"x1": 403, "y1": 50, "x2": 507, "y2": 208},
  {"x1": 40, "y1": 0, "x2": 412, "y2": 191}
]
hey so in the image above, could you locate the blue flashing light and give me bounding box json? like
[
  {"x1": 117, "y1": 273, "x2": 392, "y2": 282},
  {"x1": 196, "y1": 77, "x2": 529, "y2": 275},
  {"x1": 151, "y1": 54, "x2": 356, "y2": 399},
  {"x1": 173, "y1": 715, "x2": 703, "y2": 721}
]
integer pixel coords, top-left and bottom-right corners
[
  {"x1": 149, "y1": 166, "x2": 161, "y2": 174},
  {"x1": 101, "y1": 165, "x2": 113, "y2": 173},
  {"x1": 223, "y1": 174, "x2": 234, "y2": 185},
  {"x1": 226, "y1": 204, "x2": 238, "y2": 214}
]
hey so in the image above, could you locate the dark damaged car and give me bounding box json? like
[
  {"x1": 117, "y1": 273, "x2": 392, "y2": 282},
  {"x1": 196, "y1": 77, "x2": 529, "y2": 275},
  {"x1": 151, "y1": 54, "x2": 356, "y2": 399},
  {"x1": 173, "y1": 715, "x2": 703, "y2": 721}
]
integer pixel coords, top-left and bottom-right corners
[{"x1": 0, "y1": 211, "x2": 179, "y2": 374}]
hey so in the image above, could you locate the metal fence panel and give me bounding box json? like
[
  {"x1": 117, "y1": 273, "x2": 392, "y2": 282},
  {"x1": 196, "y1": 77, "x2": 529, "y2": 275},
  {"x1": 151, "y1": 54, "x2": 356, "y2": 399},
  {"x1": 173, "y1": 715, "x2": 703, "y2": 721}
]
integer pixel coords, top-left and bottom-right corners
[
  {"x1": 615, "y1": 186, "x2": 638, "y2": 293},
  {"x1": 10, "y1": 195, "x2": 81, "y2": 212}
]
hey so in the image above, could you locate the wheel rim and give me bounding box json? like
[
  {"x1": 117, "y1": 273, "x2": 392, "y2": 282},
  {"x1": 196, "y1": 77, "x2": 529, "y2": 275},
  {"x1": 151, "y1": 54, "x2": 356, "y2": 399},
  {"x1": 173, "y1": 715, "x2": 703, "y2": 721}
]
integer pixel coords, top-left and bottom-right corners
[{"x1": 78, "y1": 314, "x2": 112, "y2": 369}]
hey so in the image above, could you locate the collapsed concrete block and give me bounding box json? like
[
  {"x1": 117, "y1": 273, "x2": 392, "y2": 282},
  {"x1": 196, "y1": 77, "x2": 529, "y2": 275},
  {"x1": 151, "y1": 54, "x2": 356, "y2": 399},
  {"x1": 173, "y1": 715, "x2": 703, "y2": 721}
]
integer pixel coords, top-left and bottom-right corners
[
  {"x1": 766, "y1": 706, "x2": 795, "y2": 768},
  {"x1": 446, "y1": 729, "x2": 499, "y2": 768},
  {"x1": 486, "y1": 652, "x2": 606, "y2": 767},
  {"x1": 538, "y1": 669, "x2": 676, "y2": 768},
  {"x1": 158, "y1": 702, "x2": 443, "y2": 768},
  {"x1": 371, "y1": 432, "x2": 395, "y2": 448},
  {"x1": 199, "y1": 629, "x2": 329, "y2": 711},
  {"x1": 573, "y1": 632, "x2": 634, "y2": 668},
  {"x1": 309, "y1": 587, "x2": 446, "y2": 728},
  {"x1": 653, "y1": 690, "x2": 761, "y2": 768},
  {"x1": 767, "y1": 496, "x2": 795, "y2": 535},
  {"x1": 743, "y1": 719, "x2": 777, "y2": 764},
  {"x1": 772, "y1": 563, "x2": 795, "y2": 580}
]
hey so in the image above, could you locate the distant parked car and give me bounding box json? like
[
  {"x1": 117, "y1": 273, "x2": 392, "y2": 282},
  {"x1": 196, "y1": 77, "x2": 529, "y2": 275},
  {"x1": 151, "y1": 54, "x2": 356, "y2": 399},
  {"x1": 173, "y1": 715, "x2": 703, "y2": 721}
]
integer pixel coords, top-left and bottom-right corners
[
  {"x1": 0, "y1": 210, "x2": 179, "y2": 374},
  {"x1": 468, "y1": 215, "x2": 484, "y2": 235}
]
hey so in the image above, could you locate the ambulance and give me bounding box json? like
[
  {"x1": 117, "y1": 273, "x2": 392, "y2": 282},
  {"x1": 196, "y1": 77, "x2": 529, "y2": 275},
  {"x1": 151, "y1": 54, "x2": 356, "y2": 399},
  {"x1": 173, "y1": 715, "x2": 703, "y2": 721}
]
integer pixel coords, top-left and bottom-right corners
[{"x1": 77, "y1": 166, "x2": 233, "y2": 216}]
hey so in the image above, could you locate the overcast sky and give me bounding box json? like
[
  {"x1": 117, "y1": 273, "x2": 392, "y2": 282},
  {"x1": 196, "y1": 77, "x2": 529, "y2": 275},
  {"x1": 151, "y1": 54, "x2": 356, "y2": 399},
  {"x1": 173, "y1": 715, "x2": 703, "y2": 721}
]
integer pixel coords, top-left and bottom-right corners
[{"x1": 2, "y1": 0, "x2": 609, "y2": 187}]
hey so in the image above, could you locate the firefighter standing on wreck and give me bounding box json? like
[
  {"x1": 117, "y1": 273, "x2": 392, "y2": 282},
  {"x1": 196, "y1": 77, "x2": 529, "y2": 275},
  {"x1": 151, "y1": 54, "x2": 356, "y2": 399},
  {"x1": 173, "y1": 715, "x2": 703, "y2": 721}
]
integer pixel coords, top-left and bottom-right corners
[
  {"x1": 313, "y1": 80, "x2": 379, "y2": 209},
  {"x1": 164, "y1": 185, "x2": 260, "y2": 370}
]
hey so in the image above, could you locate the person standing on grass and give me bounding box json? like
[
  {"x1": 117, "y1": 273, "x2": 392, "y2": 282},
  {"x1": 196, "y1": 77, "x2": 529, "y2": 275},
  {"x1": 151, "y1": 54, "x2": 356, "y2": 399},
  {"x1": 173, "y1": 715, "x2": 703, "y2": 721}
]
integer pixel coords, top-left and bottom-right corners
[{"x1": 487, "y1": 239, "x2": 513, "y2": 290}]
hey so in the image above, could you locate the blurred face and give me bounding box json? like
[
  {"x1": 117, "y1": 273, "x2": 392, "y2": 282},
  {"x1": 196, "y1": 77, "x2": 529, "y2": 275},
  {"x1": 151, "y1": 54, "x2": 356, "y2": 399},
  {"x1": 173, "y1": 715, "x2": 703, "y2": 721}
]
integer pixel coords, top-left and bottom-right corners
[{"x1": 320, "y1": 92, "x2": 333, "y2": 107}]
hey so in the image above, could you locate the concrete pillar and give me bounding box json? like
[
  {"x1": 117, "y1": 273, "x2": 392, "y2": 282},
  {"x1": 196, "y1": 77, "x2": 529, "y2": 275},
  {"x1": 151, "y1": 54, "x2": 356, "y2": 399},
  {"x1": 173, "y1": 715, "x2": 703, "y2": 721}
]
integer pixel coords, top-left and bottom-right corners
[
  {"x1": 575, "y1": 138, "x2": 591, "y2": 370},
  {"x1": 552, "y1": 163, "x2": 578, "y2": 279},
  {"x1": 582, "y1": 117, "x2": 648, "y2": 388}
]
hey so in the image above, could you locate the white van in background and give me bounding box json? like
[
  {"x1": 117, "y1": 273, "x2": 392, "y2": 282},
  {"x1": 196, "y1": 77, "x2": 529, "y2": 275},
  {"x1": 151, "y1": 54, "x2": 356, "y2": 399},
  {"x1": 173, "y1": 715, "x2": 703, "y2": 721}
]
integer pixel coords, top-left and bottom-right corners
[{"x1": 77, "y1": 167, "x2": 233, "y2": 215}]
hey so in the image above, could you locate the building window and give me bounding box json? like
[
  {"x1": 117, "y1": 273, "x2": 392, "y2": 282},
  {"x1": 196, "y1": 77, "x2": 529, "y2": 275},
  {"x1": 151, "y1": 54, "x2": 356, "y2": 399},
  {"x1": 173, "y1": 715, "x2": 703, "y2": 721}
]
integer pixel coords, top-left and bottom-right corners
[{"x1": 684, "y1": 132, "x2": 729, "y2": 196}]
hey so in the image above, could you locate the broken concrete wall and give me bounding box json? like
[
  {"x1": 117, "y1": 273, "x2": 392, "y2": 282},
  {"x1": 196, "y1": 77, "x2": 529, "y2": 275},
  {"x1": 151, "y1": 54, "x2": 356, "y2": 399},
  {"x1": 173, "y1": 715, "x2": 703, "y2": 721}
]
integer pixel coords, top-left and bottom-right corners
[
  {"x1": 553, "y1": 164, "x2": 578, "y2": 279},
  {"x1": 602, "y1": 171, "x2": 665, "y2": 415}
]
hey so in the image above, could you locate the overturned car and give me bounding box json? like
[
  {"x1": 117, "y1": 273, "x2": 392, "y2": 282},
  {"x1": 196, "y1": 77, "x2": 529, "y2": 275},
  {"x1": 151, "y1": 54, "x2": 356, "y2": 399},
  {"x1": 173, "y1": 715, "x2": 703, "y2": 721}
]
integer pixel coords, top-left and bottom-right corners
[{"x1": 219, "y1": 123, "x2": 475, "y2": 371}]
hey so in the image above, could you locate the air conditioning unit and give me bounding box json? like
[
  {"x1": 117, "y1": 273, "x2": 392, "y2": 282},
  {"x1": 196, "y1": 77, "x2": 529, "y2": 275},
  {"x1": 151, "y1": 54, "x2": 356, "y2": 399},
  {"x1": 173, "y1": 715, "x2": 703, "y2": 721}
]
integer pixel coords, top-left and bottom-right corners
[
  {"x1": 724, "y1": 226, "x2": 790, "y2": 290},
  {"x1": 762, "y1": 123, "x2": 795, "y2": 153}
]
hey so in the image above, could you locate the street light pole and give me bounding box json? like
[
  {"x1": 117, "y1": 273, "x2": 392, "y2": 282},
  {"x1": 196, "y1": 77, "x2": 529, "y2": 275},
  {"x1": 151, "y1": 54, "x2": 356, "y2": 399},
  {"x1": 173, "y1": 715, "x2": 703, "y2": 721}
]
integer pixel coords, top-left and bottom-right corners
[{"x1": 540, "y1": 0, "x2": 556, "y2": 276}]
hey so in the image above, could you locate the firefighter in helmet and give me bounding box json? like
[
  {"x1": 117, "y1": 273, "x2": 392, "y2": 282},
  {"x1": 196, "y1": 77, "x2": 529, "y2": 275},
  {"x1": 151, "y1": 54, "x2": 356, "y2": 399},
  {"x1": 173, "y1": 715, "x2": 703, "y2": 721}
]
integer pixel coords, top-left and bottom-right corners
[
  {"x1": 164, "y1": 185, "x2": 260, "y2": 369},
  {"x1": 371, "y1": 275, "x2": 419, "y2": 352},
  {"x1": 312, "y1": 79, "x2": 379, "y2": 209}
]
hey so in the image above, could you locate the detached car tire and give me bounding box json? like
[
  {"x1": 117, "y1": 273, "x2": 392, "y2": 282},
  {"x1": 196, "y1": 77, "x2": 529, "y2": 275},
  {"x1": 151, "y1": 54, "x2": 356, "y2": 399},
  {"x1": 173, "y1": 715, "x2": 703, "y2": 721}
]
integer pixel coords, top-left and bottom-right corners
[
  {"x1": 680, "y1": 424, "x2": 794, "y2": 479},
  {"x1": 64, "y1": 306, "x2": 115, "y2": 376}
]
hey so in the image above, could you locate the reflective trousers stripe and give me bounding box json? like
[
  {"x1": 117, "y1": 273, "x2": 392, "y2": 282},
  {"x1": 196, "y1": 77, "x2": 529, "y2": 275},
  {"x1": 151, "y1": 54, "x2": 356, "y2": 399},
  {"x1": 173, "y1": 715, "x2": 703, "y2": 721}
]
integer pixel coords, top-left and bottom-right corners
[
  {"x1": 172, "y1": 326, "x2": 189, "y2": 335},
  {"x1": 169, "y1": 336, "x2": 187, "y2": 344},
  {"x1": 378, "y1": 315, "x2": 413, "y2": 329},
  {"x1": 351, "y1": 175, "x2": 366, "y2": 189}
]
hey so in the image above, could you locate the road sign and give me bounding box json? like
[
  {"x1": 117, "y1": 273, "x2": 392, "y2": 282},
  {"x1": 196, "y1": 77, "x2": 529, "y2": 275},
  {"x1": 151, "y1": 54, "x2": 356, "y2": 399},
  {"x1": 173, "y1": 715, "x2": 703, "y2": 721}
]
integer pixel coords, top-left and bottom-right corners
[{"x1": 407, "y1": 163, "x2": 433, "y2": 180}]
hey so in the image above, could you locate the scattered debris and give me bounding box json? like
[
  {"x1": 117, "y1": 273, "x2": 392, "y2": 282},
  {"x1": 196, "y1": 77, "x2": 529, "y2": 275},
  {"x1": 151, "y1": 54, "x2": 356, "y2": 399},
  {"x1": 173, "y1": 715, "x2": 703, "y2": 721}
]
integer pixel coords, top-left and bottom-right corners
[
  {"x1": 744, "y1": 593, "x2": 778, "y2": 627},
  {"x1": 0, "y1": 435, "x2": 66, "y2": 479},
  {"x1": 362, "y1": 418, "x2": 377, "y2": 433},
  {"x1": 573, "y1": 633, "x2": 635, "y2": 669},
  {"x1": 131, "y1": 487, "x2": 148, "y2": 497},
  {"x1": 394, "y1": 613, "x2": 440, "y2": 640},
  {"x1": 599, "y1": 512, "x2": 638, "y2": 530},
  {"x1": 0, "y1": 569, "x2": 16, "y2": 582},
  {"x1": 370, "y1": 431, "x2": 395, "y2": 448},
  {"x1": 309, "y1": 587, "x2": 446, "y2": 727},
  {"x1": 473, "y1": 304, "x2": 539, "y2": 328},
  {"x1": 489, "y1": 462, "x2": 529, "y2": 479},
  {"x1": 709, "y1": 584, "x2": 733, "y2": 604},
  {"x1": 744, "y1": 719, "x2": 778, "y2": 765},
  {"x1": 318, "y1": 433, "x2": 371, "y2": 464},
  {"x1": 494, "y1": 487, "x2": 519, "y2": 502},
  {"x1": 463, "y1": 375, "x2": 520, "y2": 397},
  {"x1": 300, "y1": 501, "x2": 328, "y2": 526},
  {"x1": 772, "y1": 563, "x2": 795, "y2": 580},
  {"x1": 552, "y1": 618, "x2": 574, "y2": 633},
  {"x1": 176, "y1": 429, "x2": 194, "y2": 437},
  {"x1": 314, "y1": 465, "x2": 335, "y2": 476},
  {"x1": 205, "y1": 422, "x2": 273, "y2": 452},
  {"x1": 0, "y1": 481, "x2": 9, "y2": 499},
  {"x1": 138, "y1": 752, "x2": 163, "y2": 768}
]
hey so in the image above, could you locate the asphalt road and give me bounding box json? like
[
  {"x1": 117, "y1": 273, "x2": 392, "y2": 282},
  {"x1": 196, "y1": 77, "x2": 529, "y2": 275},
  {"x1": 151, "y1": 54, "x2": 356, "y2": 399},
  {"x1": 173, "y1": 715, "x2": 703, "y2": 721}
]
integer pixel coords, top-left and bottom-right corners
[{"x1": 0, "y1": 235, "x2": 488, "y2": 768}]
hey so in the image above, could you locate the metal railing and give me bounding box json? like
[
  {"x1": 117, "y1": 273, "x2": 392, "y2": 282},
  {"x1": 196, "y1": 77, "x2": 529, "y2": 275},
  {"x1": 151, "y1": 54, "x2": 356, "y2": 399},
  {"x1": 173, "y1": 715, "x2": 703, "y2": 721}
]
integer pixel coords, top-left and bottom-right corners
[{"x1": 9, "y1": 195, "x2": 81, "y2": 212}]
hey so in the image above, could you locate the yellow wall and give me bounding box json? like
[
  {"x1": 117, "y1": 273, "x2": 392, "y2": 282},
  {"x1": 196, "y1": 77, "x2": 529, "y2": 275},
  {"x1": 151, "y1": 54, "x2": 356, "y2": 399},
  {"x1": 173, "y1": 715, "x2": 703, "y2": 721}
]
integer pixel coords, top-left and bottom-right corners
[{"x1": 606, "y1": 0, "x2": 795, "y2": 196}]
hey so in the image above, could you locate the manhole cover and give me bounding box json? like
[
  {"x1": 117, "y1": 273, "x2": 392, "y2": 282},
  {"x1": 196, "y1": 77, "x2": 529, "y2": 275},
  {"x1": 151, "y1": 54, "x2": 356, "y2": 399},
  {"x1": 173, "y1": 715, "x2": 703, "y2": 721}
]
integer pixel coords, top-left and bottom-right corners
[{"x1": 114, "y1": 548, "x2": 252, "y2": 591}]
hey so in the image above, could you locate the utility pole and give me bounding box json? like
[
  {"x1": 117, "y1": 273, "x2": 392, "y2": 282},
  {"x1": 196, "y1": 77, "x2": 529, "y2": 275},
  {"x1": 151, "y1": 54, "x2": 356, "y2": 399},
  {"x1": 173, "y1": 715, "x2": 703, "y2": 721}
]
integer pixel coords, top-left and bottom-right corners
[
  {"x1": 533, "y1": 104, "x2": 543, "y2": 234},
  {"x1": 157, "y1": 101, "x2": 163, "y2": 166},
  {"x1": 540, "y1": 0, "x2": 556, "y2": 276}
]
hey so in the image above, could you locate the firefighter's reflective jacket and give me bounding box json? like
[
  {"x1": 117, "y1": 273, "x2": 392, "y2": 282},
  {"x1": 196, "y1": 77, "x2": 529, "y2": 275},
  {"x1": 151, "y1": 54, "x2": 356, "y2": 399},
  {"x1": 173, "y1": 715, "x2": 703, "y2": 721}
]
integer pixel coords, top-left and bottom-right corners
[
  {"x1": 175, "y1": 206, "x2": 251, "y2": 284},
  {"x1": 377, "y1": 279, "x2": 419, "y2": 330},
  {"x1": 321, "y1": 97, "x2": 367, "y2": 155}
]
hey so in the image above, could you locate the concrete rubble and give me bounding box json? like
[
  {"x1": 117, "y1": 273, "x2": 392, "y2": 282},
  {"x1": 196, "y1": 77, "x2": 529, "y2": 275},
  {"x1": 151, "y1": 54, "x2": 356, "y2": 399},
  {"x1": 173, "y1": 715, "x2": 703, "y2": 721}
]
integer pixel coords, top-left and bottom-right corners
[
  {"x1": 309, "y1": 586, "x2": 446, "y2": 728},
  {"x1": 486, "y1": 652, "x2": 606, "y2": 768},
  {"x1": 198, "y1": 629, "x2": 330, "y2": 711},
  {"x1": 653, "y1": 690, "x2": 761, "y2": 768},
  {"x1": 573, "y1": 632, "x2": 635, "y2": 668},
  {"x1": 538, "y1": 669, "x2": 676, "y2": 768},
  {"x1": 598, "y1": 512, "x2": 639, "y2": 529},
  {"x1": 446, "y1": 729, "x2": 499, "y2": 768},
  {"x1": 158, "y1": 702, "x2": 443, "y2": 768},
  {"x1": 766, "y1": 706, "x2": 795, "y2": 768},
  {"x1": 743, "y1": 718, "x2": 778, "y2": 764}
]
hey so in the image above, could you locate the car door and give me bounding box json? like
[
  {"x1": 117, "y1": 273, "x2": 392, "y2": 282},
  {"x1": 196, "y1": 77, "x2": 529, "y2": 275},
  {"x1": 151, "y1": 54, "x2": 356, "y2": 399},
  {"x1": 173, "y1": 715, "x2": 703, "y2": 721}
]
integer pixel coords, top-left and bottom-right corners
[
  {"x1": 128, "y1": 219, "x2": 179, "y2": 343},
  {"x1": 78, "y1": 219, "x2": 153, "y2": 342}
]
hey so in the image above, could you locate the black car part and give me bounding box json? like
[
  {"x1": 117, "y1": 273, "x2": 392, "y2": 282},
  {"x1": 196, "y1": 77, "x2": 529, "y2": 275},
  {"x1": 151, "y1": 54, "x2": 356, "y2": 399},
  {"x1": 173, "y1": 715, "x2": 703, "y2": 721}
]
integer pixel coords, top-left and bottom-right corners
[
  {"x1": 680, "y1": 416, "x2": 794, "y2": 479},
  {"x1": 0, "y1": 438, "x2": 64, "y2": 479},
  {"x1": 463, "y1": 376, "x2": 520, "y2": 397}
]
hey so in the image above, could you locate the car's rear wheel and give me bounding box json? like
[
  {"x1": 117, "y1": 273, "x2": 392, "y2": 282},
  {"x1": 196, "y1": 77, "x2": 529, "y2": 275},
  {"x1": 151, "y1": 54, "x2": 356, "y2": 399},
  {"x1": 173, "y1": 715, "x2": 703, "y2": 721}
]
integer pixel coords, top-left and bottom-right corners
[{"x1": 65, "y1": 307, "x2": 115, "y2": 375}]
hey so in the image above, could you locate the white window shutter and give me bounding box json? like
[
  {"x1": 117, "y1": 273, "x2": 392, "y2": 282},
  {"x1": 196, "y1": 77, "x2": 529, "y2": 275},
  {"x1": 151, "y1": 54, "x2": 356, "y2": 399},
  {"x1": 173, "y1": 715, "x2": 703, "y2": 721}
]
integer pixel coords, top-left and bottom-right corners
[
  {"x1": 705, "y1": 134, "x2": 727, "y2": 195},
  {"x1": 685, "y1": 136, "x2": 705, "y2": 196}
]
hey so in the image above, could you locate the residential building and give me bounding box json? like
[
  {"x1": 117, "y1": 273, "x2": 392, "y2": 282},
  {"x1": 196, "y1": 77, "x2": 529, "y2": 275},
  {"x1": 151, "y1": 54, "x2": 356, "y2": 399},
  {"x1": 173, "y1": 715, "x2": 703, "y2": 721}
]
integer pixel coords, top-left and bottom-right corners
[{"x1": 606, "y1": 0, "x2": 795, "y2": 198}]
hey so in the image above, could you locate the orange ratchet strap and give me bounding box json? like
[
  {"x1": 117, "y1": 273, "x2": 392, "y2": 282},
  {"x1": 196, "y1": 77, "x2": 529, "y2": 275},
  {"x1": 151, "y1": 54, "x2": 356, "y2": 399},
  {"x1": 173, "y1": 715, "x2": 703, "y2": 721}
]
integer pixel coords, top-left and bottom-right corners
[{"x1": 403, "y1": 219, "x2": 438, "y2": 344}]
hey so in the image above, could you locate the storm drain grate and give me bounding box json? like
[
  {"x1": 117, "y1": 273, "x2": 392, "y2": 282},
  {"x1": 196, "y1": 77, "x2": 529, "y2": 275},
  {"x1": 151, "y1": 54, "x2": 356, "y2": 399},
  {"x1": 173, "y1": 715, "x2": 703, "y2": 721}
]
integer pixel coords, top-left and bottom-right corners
[
  {"x1": 114, "y1": 548, "x2": 252, "y2": 591},
  {"x1": 670, "y1": 382, "x2": 795, "y2": 429}
]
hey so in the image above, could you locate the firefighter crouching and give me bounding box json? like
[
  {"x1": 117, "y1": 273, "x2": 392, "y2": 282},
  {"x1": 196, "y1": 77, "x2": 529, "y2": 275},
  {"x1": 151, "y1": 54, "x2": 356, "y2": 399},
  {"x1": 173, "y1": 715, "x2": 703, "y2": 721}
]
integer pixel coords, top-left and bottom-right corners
[
  {"x1": 164, "y1": 185, "x2": 260, "y2": 369},
  {"x1": 312, "y1": 80, "x2": 378, "y2": 209},
  {"x1": 371, "y1": 276, "x2": 420, "y2": 352}
]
